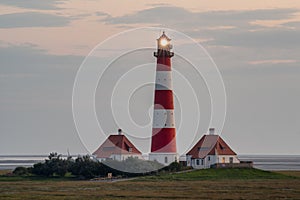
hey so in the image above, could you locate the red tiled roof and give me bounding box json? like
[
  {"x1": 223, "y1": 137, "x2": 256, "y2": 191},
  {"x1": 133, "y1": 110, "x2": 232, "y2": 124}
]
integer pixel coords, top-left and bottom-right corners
[
  {"x1": 186, "y1": 135, "x2": 237, "y2": 159},
  {"x1": 93, "y1": 134, "x2": 142, "y2": 158}
]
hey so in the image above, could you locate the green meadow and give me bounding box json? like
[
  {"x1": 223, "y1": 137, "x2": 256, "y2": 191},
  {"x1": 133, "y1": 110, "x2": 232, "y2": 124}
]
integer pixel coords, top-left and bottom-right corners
[{"x1": 0, "y1": 168, "x2": 299, "y2": 200}]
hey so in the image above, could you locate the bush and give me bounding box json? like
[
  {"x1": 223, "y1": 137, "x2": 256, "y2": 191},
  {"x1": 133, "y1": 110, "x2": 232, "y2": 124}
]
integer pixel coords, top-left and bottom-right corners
[
  {"x1": 13, "y1": 166, "x2": 28, "y2": 176},
  {"x1": 163, "y1": 162, "x2": 182, "y2": 172},
  {"x1": 69, "y1": 155, "x2": 100, "y2": 179},
  {"x1": 30, "y1": 152, "x2": 186, "y2": 179},
  {"x1": 31, "y1": 152, "x2": 73, "y2": 177}
]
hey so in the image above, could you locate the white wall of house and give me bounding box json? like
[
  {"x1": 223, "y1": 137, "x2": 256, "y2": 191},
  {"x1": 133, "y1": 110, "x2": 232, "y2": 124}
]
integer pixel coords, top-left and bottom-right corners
[
  {"x1": 187, "y1": 155, "x2": 240, "y2": 169},
  {"x1": 189, "y1": 155, "x2": 217, "y2": 169},
  {"x1": 216, "y1": 155, "x2": 240, "y2": 164},
  {"x1": 186, "y1": 155, "x2": 192, "y2": 167}
]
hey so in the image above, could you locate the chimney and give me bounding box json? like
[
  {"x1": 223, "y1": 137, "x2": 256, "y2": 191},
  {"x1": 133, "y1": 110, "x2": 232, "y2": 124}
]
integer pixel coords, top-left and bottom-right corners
[
  {"x1": 118, "y1": 129, "x2": 122, "y2": 135},
  {"x1": 209, "y1": 128, "x2": 215, "y2": 135}
]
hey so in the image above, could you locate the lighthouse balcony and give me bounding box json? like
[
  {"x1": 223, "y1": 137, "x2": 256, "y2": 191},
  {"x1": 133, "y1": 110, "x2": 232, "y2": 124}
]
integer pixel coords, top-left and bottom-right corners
[{"x1": 154, "y1": 51, "x2": 174, "y2": 57}]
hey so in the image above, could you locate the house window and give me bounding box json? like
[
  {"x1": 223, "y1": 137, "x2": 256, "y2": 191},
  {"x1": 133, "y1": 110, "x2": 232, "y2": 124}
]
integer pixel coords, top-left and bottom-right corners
[
  {"x1": 165, "y1": 156, "x2": 168, "y2": 163},
  {"x1": 196, "y1": 159, "x2": 200, "y2": 165},
  {"x1": 128, "y1": 147, "x2": 132, "y2": 152},
  {"x1": 229, "y1": 157, "x2": 233, "y2": 163},
  {"x1": 201, "y1": 159, "x2": 204, "y2": 165},
  {"x1": 222, "y1": 157, "x2": 225, "y2": 163},
  {"x1": 208, "y1": 156, "x2": 210, "y2": 161}
]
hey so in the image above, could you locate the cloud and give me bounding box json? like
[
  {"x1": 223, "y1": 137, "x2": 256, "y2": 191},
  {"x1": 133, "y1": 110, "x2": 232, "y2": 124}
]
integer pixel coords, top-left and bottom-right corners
[
  {"x1": 249, "y1": 59, "x2": 298, "y2": 65},
  {"x1": 281, "y1": 21, "x2": 300, "y2": 29},
  {"x1": 103, "y1": 6, "x2": 297, "y2": 29},
  {"x1": 146, "y1": 3, "x2": 170, "y2": 7},
  {"x1": 0, "y1": 43, "x2": 83, "y2": 76},
  {"x1": 95, "y1": 11, "x2": 110, "y2": 17},
  {"x1": 102, "y1": 6, "x2": 300, "y2": 50},
  {"x1": 206, "y1": 28, "x2": 300, "y2": 48},
  {"x1": 0, "y1": 12, "x2": 71, "y2": 28},
  {"x1": 0, "y1": 0, "x2": 65, "y2": 10}
]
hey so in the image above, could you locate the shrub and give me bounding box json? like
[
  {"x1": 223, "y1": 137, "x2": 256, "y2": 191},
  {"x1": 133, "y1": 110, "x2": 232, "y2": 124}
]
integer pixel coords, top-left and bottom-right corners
[{"x1": 13, "y1": 166, "x2": 28, "y2": 176}]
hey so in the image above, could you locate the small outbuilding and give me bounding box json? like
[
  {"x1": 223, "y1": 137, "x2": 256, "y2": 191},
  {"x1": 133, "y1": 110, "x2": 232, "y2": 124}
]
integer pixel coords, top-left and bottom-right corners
[
  {"x1": 186, "y1": 128, "x2": 240, "y2": 169},
  {"x1": 93, "y1": 129, "x2": 143, "y2": 162}
]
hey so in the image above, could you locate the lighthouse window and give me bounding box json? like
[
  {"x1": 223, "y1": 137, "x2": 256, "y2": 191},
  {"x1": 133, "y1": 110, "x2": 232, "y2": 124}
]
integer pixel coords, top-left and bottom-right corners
[{"x1": 165, "y1": 157, "x2": 168, "y2": 163}]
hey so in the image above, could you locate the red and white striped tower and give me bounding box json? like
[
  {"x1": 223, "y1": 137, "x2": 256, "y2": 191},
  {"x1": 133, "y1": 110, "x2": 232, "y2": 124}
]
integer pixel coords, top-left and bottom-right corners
[{"x1": 149, "y1": 32, "x2": 178, "y2": 165}]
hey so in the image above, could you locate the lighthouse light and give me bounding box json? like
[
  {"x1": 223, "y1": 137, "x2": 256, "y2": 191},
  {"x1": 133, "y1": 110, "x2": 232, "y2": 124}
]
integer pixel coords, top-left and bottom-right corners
[{"x1": 160, "y1": 38, "x2": 168, "y2": 46}]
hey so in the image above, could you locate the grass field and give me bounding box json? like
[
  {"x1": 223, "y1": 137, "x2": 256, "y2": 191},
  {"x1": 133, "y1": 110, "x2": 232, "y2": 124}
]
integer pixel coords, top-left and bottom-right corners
[
  {"x1": 0, "y1": 168, "x2": 299, "y2": 200},
  {"x1": 0, "y1": 169, "x2": 11, "y2": 175},
  {"x1": 276, "y1": 170, "x2": 300, "y2": 178}
]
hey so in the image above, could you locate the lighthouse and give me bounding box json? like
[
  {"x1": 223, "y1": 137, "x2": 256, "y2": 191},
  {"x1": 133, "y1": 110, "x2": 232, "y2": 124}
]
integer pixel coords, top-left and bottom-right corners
[{"x1": 149, "y1": 32, "x2": 178, "y2": 165}]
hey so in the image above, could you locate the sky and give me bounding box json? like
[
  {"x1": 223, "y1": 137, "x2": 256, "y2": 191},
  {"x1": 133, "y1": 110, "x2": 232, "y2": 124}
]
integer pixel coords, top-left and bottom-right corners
[{"x1": 1, "y1": 0, "x2": 300, "y2": 155}]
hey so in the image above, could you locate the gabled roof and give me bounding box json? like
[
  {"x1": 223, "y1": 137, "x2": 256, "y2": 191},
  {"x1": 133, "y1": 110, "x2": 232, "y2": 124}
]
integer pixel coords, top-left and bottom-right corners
[
  {"x1": 93, "y1": 134, "x2": 142, "y2": 158},
  {"x1": 186, "y1": 135, "x2": 237, "y2": 159}
]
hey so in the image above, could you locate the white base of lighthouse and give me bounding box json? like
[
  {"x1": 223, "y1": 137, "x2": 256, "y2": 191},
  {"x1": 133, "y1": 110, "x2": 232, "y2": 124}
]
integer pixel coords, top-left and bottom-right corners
[{"x1": 149, "y1": 152, "x2": 178, "y2": 166}]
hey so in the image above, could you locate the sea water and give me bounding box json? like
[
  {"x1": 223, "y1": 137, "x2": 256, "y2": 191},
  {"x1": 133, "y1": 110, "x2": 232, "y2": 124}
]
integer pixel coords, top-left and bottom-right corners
[
  {"x1": 238, "y1": 155, "x2": 300, "y2": 171},
  {"x1": 0, "y1": 155, "x2": 72, "y2": 170},
  {"x1": 0, "y1": 155, "x2": 300, "y2": 171}
]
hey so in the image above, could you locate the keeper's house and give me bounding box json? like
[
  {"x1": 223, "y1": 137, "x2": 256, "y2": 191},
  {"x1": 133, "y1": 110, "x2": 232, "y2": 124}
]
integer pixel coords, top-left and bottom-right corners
[
  {"x1": 93, "y1": 129, "x2": 143, "y2": 162},
  {"x1": 186, "y1": 128, "x2": 241, "y2": 169}
]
